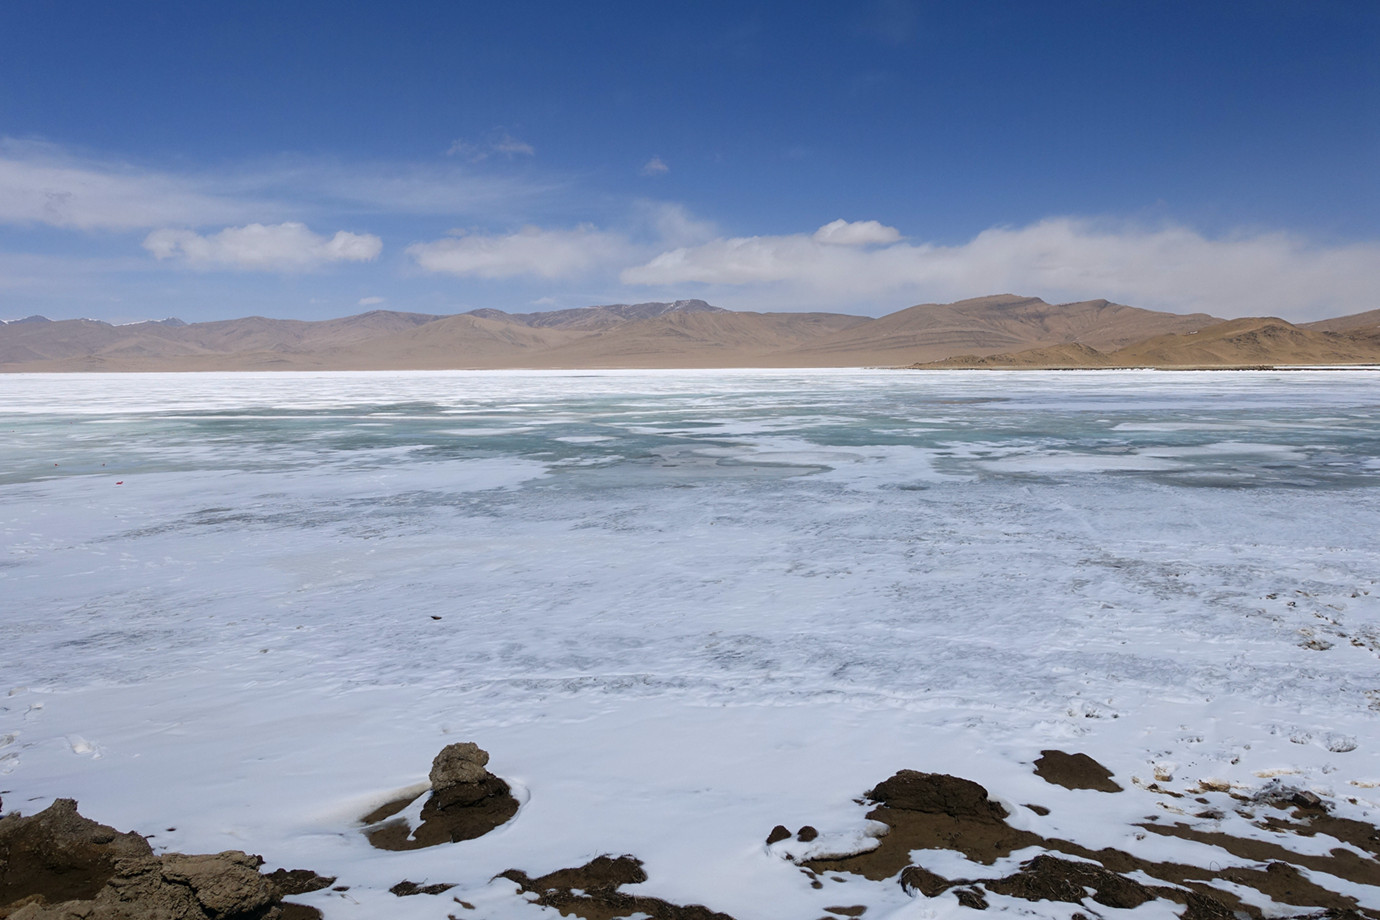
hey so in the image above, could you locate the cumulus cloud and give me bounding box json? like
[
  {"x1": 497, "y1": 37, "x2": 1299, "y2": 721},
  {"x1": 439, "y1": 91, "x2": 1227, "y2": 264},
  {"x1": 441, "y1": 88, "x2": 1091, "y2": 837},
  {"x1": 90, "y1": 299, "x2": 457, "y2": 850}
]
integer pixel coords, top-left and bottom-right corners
[
  {"x1": 142, "y1": 222, "x2": 382, "y2": 271},
  {"x1": 641, "y1": 157, "x2": 669, "y2": 176},
  {"x1": 407, "y1": 225, "x2": 631, "y2": 279},
  {"x1": 812, "y1": 219, "x2": 901, "y2": 246},
  {"x1": 621, "y1": 218, "x2": 1380, "y2": 321}
]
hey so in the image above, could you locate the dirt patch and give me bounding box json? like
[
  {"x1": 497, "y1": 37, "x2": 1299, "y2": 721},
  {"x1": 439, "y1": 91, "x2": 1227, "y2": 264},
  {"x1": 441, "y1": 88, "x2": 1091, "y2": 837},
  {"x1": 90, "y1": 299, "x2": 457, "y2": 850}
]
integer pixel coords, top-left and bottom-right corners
[
  {"x1": 984, "y1": 854, "x2": 1153, "y2": 909},
  {"x1": 0, "y1": 799, "x2": 323, "y2": 920},
  {"x1": 363, "y1": 742, "x2": 519, "y2": 850},
  {"x1": 1033, "y1": 750, "x2": 1123, "y2": 793},
  {"x1": 498, "y1": 855, "x2": 736, "y2": 920},
  {"x1": 785, "y1": 768, "x2": 1380, "y2": 919},
  {"x1": 1138, "y1": 821, "x2": 1380, "y2": 891},
  {"x1": 804, "y1": 772, "x2": 1039, "y2": 880}
]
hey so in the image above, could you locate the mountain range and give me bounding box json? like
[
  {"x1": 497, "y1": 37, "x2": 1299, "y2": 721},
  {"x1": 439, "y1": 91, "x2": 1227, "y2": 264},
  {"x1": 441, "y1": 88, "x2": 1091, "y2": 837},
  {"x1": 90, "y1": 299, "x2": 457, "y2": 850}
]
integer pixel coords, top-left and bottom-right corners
[{"x1": 2, "y1": 295, "x2": 1378, "y2": 371}]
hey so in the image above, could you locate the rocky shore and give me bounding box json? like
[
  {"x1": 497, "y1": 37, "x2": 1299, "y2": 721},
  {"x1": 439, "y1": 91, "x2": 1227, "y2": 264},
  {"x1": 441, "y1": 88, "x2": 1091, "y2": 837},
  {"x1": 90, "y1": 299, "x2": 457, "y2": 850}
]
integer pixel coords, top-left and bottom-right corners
[{"x1": 4, "y1": 746, "x2": 1379, "y2": 919}]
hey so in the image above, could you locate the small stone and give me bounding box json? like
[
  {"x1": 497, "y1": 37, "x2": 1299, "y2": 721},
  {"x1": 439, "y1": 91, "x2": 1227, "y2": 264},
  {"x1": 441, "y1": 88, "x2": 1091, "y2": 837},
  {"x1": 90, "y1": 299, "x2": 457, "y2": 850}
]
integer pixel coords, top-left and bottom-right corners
[
  {"x1": 391, "y1": 880, "x2": 456, "y2": 896},
  {"x1": 1290, "y1": 790, "x2": 1325, "y2": 810},
  {"x1": 429, "y1": 743, "x2": 491, "y2": 789},
  {"x1": 954, "y1": 887, "x2": 989, "y2": 910},
  {"x1": 796, "y1": 825, "x2": 819, "y2": 842},
  {"x1": 766, "y1": 825, "x2": 791, "y2": 845},
  {"x1": 266, "y1": 868, "x2": 337, "y2": 896},
  {"x1": 900, "y1": 865, "x2": 955, "y2": 898}
]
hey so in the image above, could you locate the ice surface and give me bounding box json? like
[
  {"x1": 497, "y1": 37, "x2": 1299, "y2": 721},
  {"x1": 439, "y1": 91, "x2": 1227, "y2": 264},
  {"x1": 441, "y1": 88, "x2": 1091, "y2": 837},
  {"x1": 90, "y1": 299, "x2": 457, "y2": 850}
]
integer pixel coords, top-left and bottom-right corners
[{"x1": 2, "y1": 368, "x2": 1379, "y2": 918}]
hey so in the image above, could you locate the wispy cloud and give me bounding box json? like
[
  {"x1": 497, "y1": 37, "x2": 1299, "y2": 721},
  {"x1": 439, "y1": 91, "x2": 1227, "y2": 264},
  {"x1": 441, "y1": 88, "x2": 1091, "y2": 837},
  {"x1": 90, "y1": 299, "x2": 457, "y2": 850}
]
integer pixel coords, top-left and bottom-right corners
[
  {"x1": 621, "y1": 218, "x2": 1380, "y2": 321},
  {"x1": 358, "y1": 296, "x2": 385, "y2": 306},
  {"x1": 0, "y1": 139, "x2": 271, "y2": 230},
  {"x1": 447, "y1": 129, "x2": 536, "y2": 161},
  {"x1": 143, "y1": 222, "x2": 382, "y2": 271},
  {"x1": 407, "y1": 202, "x2": 718, "y2": 282},
  {"x1": 408, "y1": 224, "x2": 632, "y2": 280},
  {"x1": 0, "y1": 139, "x2": 557, "y2": 234},
  {"x1": 640, "y1": 157, "x2": 669, "y2": 176}
]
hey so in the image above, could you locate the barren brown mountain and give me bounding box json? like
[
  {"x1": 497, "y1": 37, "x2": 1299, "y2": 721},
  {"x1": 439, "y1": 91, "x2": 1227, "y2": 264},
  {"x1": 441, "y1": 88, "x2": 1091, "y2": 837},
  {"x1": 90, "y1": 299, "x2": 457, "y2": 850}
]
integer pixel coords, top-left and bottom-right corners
[
  {"x1": 777, "y1": 294, "x2": 1222, "y2": 365},
  {"x1": 3, "y1": 296, "x2": 1376, "y2": 371},
  {"x1": 528, "y1": 309, "x2": 868, "y2": 367},
  {"x1": 467, "y1": 299, "x2": 729, "y2": 331},
  {"x1": 0, "y1": 310, "x2": 443, "y2": 370},
  {"x1": 1112, "y1": 317, "x2": 1380, "y2": 367},
  {"x1": 916, "y1": 317, "x2": 1380, "y2": 369},
  {"x1": 1301, "y1": 308, "x2": 1380, "y2": 335}
]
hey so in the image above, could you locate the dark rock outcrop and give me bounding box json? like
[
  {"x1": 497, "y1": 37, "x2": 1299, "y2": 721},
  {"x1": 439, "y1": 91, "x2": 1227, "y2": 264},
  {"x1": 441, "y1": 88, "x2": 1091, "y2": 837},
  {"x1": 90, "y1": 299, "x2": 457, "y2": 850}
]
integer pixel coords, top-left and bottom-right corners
[
  {"x1": 363, "y1": 742, "x2": 519, "y2": 850},
  {"x1": 867, "y1": 771, "x2": 1008, "y2": 821},
  {"x1": 0, "y1": 799, "x2": 321, "y2": 920}
]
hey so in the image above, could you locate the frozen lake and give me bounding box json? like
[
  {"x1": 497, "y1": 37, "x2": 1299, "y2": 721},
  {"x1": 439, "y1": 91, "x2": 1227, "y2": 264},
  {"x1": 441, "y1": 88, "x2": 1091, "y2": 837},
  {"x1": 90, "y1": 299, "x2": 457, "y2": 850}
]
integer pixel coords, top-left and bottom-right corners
[{"x1": 3, "y1": 368, "x2": 1379, "y2": 918}]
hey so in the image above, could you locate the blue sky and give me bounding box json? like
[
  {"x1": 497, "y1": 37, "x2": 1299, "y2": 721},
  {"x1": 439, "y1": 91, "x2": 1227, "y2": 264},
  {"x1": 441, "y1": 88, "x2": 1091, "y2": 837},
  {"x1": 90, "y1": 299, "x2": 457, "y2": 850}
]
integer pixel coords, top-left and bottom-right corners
[{"x1": 2, "y1": 1, "x2": 1376, "y2": 323}]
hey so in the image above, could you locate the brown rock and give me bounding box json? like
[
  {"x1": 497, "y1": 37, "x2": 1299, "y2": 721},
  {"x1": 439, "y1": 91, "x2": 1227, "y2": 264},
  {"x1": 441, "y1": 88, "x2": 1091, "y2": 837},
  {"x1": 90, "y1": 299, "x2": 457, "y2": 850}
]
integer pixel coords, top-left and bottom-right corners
[
  {"x1": 389, "y1": 880, "x2": 455, "y2": 896},
  {"x1": 0, "y1": 799, "x2": 153, "y2": 906},
  {"x1": 867, "y1": 771, "x2": 1008, "y2": 821},
  {"x1": 263, "y1": 870, "x2": 334, "y2": 898},
  {"x1": 364, "y1": 743, "x2": 518, "y2": 851},
  {"x1": 899, "y1": 866, "x2": 955, "y2": 898},
  {"x1": 0, "y1": 799, "x2": 321, "y2": 920},
  {"x1": 428, "y1": 743, "x2": 490, "y2": 790},
  {"x1": 161, "y1": 852, "x2": 275, "y2": 918},
  {"x1": 953, "y1": 887, "x2": 989, "y2": 910}
]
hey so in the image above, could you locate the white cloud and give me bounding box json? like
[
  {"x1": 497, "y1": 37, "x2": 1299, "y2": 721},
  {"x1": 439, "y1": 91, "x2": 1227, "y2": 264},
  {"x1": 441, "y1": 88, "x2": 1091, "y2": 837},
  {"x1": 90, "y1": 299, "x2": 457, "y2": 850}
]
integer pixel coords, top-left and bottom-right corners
[
  {"x1": 0, "y1": 139, "x2": 554, "y2": 234},
  {"x1": 358, "y1": 296, "x2": 385, "y2": 306},
  {"x1": 447, "y1": 129, "x2": 535, "y2": 161},
  {"x1": 621, "y1": 218, "x2": 1380, "y2": 321},
  {"x1": 632, "y1": 200, "x2": 718, "y2": 248},
  {"x1": 408, "y1": 225, "x2": 632, "y2": 279},
  {"x1": 142, "y1": 222, "x2": 382, "y2": 271},
  {"x1": 491, "y1": 131, "x2": 535, "y2": 157},
  {"x1": 641, "y1": 157, "x2": 669, "y2": 176},
  {"x1": 812, "y1": 219, "x2": 901, "y2": 246},
  {"x1": 0, "y1": 140, "x2": 266, "y2": 230}
]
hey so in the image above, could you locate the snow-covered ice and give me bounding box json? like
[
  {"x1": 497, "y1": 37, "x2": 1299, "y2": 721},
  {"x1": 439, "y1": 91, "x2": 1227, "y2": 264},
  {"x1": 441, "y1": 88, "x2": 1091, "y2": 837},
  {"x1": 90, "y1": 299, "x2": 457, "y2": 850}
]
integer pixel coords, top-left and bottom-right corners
[{"x1": 2, "y1": 368, "x2": 1379, "y2": 918}]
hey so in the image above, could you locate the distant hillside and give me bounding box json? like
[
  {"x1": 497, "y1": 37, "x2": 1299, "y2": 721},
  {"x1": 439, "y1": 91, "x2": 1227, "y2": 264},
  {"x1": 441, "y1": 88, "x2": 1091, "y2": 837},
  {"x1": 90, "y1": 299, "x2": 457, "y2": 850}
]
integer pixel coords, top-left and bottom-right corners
[
  {"x1": 529, "y1": 309, "x2": 867, "y2": 368},
  {"x1": 914, "y1": 316, "x2": 1380, "y2": 369},
  {"x1": 777, "y1": 294, "x2": 1222, "y2": 365},
  {"x1": 467, "y1": 299, "x2": 726, "y2": 331},
  {"x1": 1302, "y1": 308, "x2": 1380, "y2": 336},
  {"x1": 0, "y1": 310, "x2": 442, "y2": 368},
  {"x1": 4, "y1": 296, "x2": 1376, "y2": 371}
]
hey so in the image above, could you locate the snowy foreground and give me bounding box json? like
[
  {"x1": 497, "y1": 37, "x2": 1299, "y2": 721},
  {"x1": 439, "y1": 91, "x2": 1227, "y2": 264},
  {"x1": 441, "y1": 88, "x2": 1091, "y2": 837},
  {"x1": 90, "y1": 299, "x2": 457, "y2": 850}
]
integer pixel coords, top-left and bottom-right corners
[{"x1": 2, "y1": 368, "x2": 1379, "y2": 919}]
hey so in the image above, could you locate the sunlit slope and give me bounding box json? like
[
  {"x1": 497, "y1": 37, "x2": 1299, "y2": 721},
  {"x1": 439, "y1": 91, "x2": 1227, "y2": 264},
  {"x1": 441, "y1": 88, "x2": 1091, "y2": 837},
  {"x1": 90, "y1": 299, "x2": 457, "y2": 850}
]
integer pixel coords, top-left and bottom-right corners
[
  {"x1": 915, "y1": 317, "x2": 1380, "y2": 368},
  {"x1": 8, "y1": 296, "x2": 1378, "y2": 370},
  {"x1": 780, "y1": 294, "x2": 1222, "y2": 365}
]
